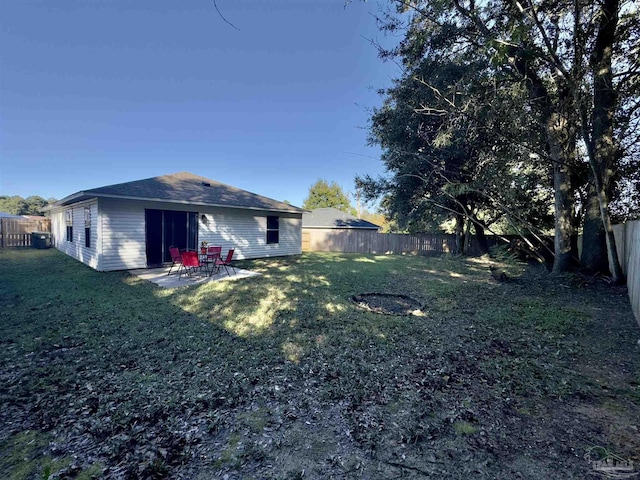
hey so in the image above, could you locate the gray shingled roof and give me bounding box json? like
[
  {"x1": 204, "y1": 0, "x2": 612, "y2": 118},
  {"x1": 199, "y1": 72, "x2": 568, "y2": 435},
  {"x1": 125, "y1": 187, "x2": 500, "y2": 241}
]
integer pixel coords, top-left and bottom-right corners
[
  {"x1": 54, "y1": 172, "x2": 305, "y2": 213},
  {"x1": 302, "y1": 207, "x2": 380, "y2": 229}
]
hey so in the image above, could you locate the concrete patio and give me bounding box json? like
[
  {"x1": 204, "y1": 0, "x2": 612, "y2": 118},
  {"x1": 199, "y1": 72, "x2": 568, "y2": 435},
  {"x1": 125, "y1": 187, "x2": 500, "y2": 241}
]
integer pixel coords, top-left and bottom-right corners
[{"x1": 129, "y1": 265, "x2": 261, "y2": 288}]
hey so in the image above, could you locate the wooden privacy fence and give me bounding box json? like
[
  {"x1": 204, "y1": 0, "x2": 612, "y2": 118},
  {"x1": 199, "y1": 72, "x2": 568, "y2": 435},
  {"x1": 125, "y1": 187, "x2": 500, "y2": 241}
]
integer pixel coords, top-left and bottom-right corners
[
  {"x1": 302, "y1": 229, "x2": 502, "y2": 257},
  {"x1": 303, "y1": 229, "x2": 455, "y2": 255},
  {"x1": 613, "y1": 220, "x2": 640, "y2": 326},
  {"x1": 0, "y1": 217, "x2": 51, "y2": 248}
]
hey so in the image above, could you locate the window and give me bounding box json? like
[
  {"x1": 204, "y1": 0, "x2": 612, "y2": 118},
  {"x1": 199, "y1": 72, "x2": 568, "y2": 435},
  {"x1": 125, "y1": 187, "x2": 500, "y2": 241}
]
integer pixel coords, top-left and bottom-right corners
[
  {"x1": 65, "y1": 210, "x2": 73, "y2": 242},
  {"x1": 266, "y1": 215, "x2": 279, "y2": 244},
  {"x1": 84, "y1": 207, "x2": 91, "y2": 248}
]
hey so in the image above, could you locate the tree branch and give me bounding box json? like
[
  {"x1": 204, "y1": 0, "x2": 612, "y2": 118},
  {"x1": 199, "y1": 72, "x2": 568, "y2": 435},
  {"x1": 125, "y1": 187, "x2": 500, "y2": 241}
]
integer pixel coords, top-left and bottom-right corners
[
  {"x1": 411, "y1": 75, "x2": 552, "y2": 163},
  {"x1": 212, "y1": 0, "x2": 240, "y2": 31},
  {"x1": 515, "y1": 0, "x2": 572, "y2": 80},
  {"x1": 397, "y1": 173, "x2": 513, "y2": 243}
]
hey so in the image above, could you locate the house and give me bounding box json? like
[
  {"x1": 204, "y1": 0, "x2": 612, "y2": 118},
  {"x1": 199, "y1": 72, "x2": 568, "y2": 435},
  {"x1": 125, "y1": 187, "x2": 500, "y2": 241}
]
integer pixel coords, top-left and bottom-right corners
[
  {"x1": 301, "y1": 207, "x2": 380, "y2": 252},
  {"x1": 48, "y1": 172, "x2": 305, "y2": 271},
  {"x1": 302, "y1": 207, "x2": 381, "y2": 231}
]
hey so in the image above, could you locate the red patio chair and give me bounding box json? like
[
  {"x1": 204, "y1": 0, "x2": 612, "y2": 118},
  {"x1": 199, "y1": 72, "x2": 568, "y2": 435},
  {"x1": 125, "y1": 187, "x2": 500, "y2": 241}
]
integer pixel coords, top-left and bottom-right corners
[
  {"x1": 178, "y1": 251, "x2": 202, "y2": 279},
  {"x1": 215, "y1": 248, "x2": 236, "y2": 276},
  {"x1": 167, "y1": 246, "x2": 183, "y2": 275},
  {"x1": 205, "y1": 245, "x2": 222, "y2": 275}
]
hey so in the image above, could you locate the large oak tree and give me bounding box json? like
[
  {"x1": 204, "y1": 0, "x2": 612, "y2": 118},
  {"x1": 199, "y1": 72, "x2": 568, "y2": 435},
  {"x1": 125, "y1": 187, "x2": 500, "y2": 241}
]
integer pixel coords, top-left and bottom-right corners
[{"x1": 364, "y1": 0, "x2": 639, "y2": 279}]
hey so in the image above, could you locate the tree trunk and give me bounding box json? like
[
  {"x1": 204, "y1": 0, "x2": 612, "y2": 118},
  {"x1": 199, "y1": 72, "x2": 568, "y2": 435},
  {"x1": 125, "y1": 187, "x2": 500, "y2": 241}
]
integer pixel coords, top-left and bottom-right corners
[
  {"x1": 547, "y1": 98, "x2": 577, "y2": 274},
  {"x1": 454, "y1": 214, "x2": 465, "y2": 254},
  {"x1": 464, "y1": 217, "x2": 472, "y2": 255},
  {"x1": 580, "y1": 0, "x2": 625, "y2": 282},
  {"x1": 581, "y1": 182, "x2": 609, "y2": 273},
  {"x1": 512, "y1": 55, "x2": 577, "y2": 274},
  {"x1": 584, "y1": 158, "x2": 624, "y2": 282},
  {"x1": 550, "y1": 139, "x2": 575, "y2": 274},
  {"x1": 473, "y1": 221, "x2": 489, "y2": 255}
]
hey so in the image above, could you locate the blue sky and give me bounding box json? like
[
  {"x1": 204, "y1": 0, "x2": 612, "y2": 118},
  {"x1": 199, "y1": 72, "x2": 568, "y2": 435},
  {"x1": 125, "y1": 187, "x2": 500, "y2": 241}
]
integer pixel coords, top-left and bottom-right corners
[{"x1": 0, "y1": 0, "x2": 399, "y2": 209}]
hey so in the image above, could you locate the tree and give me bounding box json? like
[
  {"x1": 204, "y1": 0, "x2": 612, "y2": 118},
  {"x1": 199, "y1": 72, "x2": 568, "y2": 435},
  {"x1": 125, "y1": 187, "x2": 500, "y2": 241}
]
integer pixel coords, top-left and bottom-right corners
[
  {"x1": 578, "y1": 0, "x2": 639, "y2": 274},
  {"x1": 358, "y1": 31, "x2": 555, "y2": 256},
  {"x1": 302, "y1": 179, "x2": 355, "y2": 214},
  {"x1": 0, "y1": 195, "x2": 55, "y2": 215},
  {"x1": 365, "y1": 0, "x2": 638, "y2": 279},
  {"x1": 360, "y1": 210, "x2": 392, "y2": 232},
  {"x1": 0, "y1": 196, "x2": 27, "y2": 215},
  {"x1": 23, "y1": 196, "x2": 49, "y2": 215}
]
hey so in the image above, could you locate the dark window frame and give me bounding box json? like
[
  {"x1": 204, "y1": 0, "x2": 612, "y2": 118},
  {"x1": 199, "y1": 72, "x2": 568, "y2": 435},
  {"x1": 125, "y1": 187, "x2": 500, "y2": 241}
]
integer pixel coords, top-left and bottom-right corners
[
  {"x1": 65, "y1": 210, "x2": 73, "y2": 242},
  {"x1": 266, "y1": 215, "x2": 279, "y2": 244},
  {"x1": 84, "y1": 207, "x2": 91, "y2": 248}
]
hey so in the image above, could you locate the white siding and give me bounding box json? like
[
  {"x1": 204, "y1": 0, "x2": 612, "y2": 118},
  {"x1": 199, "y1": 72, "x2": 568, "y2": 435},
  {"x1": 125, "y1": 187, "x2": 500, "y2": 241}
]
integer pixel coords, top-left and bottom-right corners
[
  {"x1": 49, "y1": 200, "x2": 99, "y2": 269},
  {"x1": 99, "y1": 199, "x2": 147, "y2": 271},
  {"x1": 52, "y1": 198, "x2": 302, "y2": 271},
  {"x1": 50, "y1": 210, "x2": 63, "y2": 248},
  {"x1": 199, "y1": 209, "x2": 302, "y2": 259}
]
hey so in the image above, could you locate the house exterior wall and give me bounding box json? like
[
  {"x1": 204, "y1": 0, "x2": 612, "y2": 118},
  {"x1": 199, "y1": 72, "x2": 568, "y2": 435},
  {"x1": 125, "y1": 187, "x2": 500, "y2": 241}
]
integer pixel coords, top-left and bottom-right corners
[
  {"x1": 52, "y1": 198, "x2": 302, "y2": 271},
  {"x1": 99, "y1": 199, "x2": 147, "y2": 271},
  {"x1": 199, "y1": 209, "x2": 301, "y2": 259},
  {"x1": 50, "y1": 200, "x2": 99, "y2": 269}
]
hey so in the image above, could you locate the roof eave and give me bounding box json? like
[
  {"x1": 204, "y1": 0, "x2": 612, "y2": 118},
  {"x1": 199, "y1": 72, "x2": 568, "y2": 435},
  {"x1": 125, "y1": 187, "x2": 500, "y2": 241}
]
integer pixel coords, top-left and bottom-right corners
[
  {"x1": 56, "y1": 192, "x2": 305, "y2": 214},
  {"x1": 53, "y1": 191, "x2": 91, "y2": 207}
]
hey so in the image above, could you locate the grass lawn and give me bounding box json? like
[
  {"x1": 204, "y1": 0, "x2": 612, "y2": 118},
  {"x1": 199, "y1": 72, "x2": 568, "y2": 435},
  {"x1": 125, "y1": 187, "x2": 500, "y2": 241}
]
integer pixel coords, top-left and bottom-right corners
[{"x1": 1, "y1": 248, "x2": 639, "y2": 479}]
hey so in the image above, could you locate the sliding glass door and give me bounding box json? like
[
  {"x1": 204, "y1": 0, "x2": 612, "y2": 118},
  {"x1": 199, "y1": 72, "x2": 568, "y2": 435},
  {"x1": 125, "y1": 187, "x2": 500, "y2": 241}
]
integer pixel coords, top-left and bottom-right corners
[{"x1": 145, "y1": 209, "x2": 198, "y2": 266}]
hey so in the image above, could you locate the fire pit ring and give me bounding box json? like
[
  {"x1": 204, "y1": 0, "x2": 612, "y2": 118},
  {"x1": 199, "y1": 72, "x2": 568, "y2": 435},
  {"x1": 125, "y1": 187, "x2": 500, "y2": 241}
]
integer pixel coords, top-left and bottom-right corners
[{"x1": 351, "y1": 293, "x2": 424, "y2": 316}]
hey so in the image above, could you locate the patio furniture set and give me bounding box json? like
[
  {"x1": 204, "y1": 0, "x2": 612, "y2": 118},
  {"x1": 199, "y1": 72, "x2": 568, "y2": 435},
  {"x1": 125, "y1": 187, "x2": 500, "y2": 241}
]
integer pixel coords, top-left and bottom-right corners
[{"x1": 167, "y1": 245, "x2": 236, "y2": 279}]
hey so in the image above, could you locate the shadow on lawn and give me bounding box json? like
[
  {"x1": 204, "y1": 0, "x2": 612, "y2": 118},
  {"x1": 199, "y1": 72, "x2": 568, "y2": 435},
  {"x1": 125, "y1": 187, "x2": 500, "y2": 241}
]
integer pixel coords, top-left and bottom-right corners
[
  {"x1": 3, "y1": 249, "x2": 637, "y2": 479},
  {"x1": 165, "y1": 253, "x2": 486, "y2": 359}
]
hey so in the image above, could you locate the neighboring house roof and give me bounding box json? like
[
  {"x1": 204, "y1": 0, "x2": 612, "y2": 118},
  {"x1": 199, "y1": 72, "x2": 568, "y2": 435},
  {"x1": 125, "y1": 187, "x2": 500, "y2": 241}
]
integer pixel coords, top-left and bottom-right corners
[
  {"x1": 302, "y1": 207, "x2": 380, "y2": 230},
  {"x1": 52, "y1": 172, "x2": 305, "y2": 214},
  {"x1": 0, "y1": 211, "x2": 25, "y2": 219}
]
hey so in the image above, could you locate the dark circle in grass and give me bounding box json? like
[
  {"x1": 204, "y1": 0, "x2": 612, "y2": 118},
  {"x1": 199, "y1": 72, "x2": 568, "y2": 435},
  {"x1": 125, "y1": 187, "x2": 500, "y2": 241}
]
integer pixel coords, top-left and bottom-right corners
[{"x1": 351, "y1": 293, "x2": 423, "y2": 316}]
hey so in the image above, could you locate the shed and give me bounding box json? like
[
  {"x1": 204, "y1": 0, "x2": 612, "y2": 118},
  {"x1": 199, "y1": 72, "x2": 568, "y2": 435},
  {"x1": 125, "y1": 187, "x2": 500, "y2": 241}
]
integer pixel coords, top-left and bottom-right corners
[
  {"x1": 301, "y1": 207, "x2": 380, "y2": 252},
  {"x1": 47, "y1": 172, "x2": 305, "y2": 271}
]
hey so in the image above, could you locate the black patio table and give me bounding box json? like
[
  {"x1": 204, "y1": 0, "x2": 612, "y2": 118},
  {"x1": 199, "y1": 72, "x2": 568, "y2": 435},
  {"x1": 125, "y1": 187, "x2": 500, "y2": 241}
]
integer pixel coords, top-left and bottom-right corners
[{"x1": 198, "y1": 249, "x2": 222, "y2": 276}]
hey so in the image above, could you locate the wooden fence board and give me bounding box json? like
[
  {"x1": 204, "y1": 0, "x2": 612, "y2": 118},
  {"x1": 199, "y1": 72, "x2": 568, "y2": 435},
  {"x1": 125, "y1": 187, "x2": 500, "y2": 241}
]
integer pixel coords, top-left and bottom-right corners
[
  {"x1": 625, "y1": 221, "x2": 639, "y2": 326},
  {"x1": 302, "y1": 229, "x2": 513, "y2": 257},
  {"x1": 0, "y1": 218, "x2": 51, "y2": 248},
  {"x1": 302, "y1": 229, "x2": 482, "y2": 256},
  {"x1": 613, "y1": 221, "x2": 639, "y2": 326}
]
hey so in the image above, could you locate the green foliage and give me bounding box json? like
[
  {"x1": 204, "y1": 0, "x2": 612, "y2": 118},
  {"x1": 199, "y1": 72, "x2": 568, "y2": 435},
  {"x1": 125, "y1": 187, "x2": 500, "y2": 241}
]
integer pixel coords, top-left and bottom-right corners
[
  {"x1": 0, "y1": 195, "x2": 54, "y2": 215},
  {"x1": 364, "y1": 0, "x2": 639, "y2": 268},
  {"x1": 360, "y1": 210, "x2": 392, "y2": 232},
  {"x1": 358, "y1": 34, "x2": 553, "y2": 238},
  {"x1": 0, "y1": 196, "x2": 27, "y2": 215},
  {"x1": 302, "y1": 179, "x2": 354, "y2": 214},
  {"x1": 489, "y1": 244, "x2": 521, "y2": 264}
]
